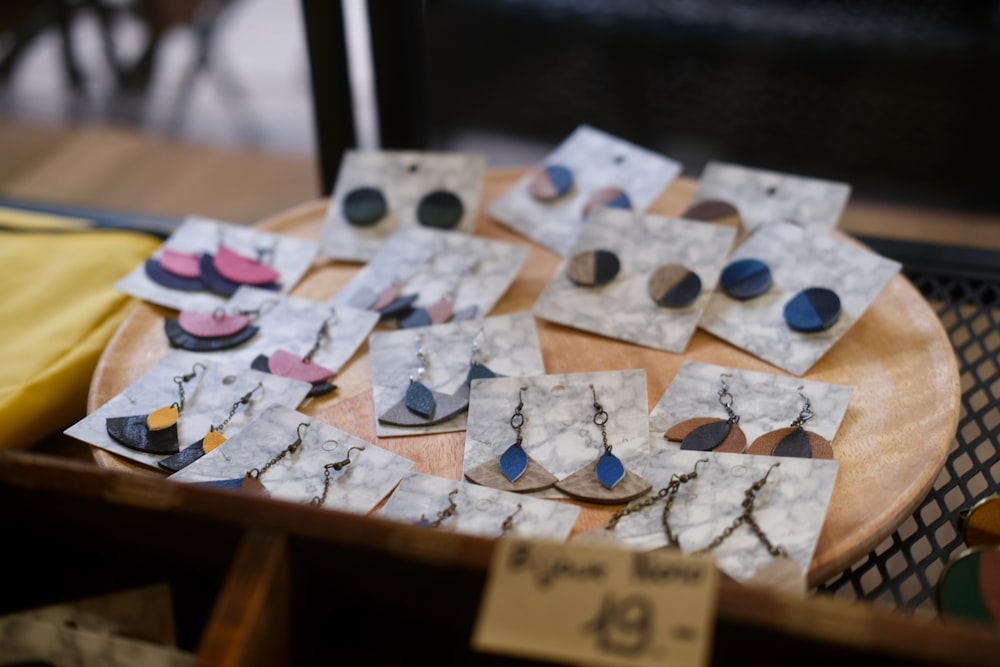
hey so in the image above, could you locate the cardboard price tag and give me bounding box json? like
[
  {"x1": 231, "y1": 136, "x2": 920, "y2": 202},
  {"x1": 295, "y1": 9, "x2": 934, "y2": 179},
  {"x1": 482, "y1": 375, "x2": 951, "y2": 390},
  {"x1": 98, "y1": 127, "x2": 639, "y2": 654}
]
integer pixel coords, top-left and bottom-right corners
[{"x1": 471, "y1": 539, "x2": 718, "y2": 667}]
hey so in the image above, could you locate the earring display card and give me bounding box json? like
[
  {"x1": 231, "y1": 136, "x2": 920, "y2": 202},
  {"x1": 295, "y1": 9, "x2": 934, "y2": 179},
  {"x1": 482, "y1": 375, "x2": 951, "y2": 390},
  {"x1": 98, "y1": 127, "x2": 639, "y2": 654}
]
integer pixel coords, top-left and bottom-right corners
[
  {"x1": 330, "y1": 225, "x2": 531, "y2": 328},
  {"x1": 700, "y1": 221, "x2": 900, "y2": 376},
  {"x1": 377, "y1": 471, "x2": 581, "y2": 541},
  {"x1": 577, "y1": 449, "x2": 839, "y2": 583},
  {"x1": 464, "y1": 370, "x2": 650, "y2": 500},
  {"x1": 691, "y1": 161, "x2": 852, "y2": 234},
  {"x1": 369, "y1": 313, "x2": 545, "y2": 437},
  {"x1": 64, "y1": 350, "x2": 312, "y2": 469},
  {"x1": 649, "y1": 361, "x2": 853, "y2": 452},
  {"x1": 320, "y1": 149, "x2": 488, "y2": 262},
  {"x1": 115, "y1": 215, "x2": 319, "y2": 311},
  {"x1": 180, "y1": 286, "x2": 379, "y2": 375},
  {"x1": 533, "y1": 207, "x2": 737, "y2": 353},
  {"x1": 169, "y1": 404, "x2": 414, "y2": 513},
  {"x1": 487, "y1": 124, "x2": 682, "y2": 257}
]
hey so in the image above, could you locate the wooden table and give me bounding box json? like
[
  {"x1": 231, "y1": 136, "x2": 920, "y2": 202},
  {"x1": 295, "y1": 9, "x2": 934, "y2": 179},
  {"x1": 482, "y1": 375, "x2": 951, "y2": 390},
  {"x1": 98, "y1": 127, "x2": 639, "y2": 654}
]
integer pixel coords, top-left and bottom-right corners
[{"x1": 88, "y1": 168, "x2": 961, "y2": 587}]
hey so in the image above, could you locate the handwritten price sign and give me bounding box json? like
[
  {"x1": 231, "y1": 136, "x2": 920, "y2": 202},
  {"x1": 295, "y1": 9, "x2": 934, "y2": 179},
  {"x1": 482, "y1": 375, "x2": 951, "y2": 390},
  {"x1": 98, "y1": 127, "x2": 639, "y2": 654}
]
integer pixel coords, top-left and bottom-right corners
[{"x1": 471, "y1": 539, "x2": 718, "y2": 667}]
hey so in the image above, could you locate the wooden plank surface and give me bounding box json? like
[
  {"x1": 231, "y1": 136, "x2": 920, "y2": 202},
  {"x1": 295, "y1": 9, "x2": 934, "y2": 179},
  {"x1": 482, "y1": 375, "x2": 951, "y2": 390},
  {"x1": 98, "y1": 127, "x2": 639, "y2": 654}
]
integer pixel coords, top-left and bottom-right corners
[{"x1": 87, "y1": 168, "x2": 961, "y2": 587}]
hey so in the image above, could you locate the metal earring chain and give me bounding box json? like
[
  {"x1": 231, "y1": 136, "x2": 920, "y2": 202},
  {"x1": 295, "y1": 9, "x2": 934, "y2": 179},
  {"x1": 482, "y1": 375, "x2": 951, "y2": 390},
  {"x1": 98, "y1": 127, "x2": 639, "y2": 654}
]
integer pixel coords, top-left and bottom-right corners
[
  {"x1": 246, "y1": 421, "x2": 308, "y2": 481},
  {"x1": 422, "y1": 488, "x2": 459, "y2": 528},
  {"x1": 212, "y1": 382, "x2": 263, "y2": 434},
  {"x1": 171, "y1": 362, "x2": 206, "y2": 412},
  {"x1": 590, "y1": 384, "x2": 612, "y2": 455},
  {"x1": 790, "y1": 388, "x2": 814, "y2": 428},
  {"x1": 605, "y1": 458, "x2": 708, "y2": 531},
  {"x1": 411, "y1": 333, "x2": 429, "y2": 385},
  {"x1": 511, "y1": 386, "x2": 526, "y2": 447},
  {"x1": 665, "y1": 462, "x2": 788, "y2": 557},
  {"x1": 310, "y1": 445, "x2": 365, "y2": 505},
  {"x1": 718, "y1": 373, "x2": 740, "y2": 425},
  {"x1": 302, "y1": 309, "x2": 338, "y2": 363},
  {"x1": 500, "y1": 503, "x2": 523, "y2": 535}
]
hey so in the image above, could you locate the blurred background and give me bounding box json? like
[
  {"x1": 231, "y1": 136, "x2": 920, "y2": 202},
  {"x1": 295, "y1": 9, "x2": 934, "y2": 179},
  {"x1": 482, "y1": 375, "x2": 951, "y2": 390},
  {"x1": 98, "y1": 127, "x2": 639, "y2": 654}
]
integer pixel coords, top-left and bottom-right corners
[{"x1": 2, "y1": 0, "x2": 998, "y2": 212}]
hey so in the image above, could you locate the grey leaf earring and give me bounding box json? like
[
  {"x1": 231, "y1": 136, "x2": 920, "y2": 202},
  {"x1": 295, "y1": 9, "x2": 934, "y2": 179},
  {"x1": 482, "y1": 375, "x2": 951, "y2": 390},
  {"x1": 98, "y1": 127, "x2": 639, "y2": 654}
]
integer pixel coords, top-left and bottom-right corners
[{"x1": 378, "y1": 333, "x2": 470, "y2": 427}]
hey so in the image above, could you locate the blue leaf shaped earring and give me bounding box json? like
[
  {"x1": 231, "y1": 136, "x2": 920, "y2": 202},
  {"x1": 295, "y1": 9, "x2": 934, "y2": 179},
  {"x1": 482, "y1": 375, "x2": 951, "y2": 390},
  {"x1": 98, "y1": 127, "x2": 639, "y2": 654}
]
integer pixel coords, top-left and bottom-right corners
[
  {"x1": 465, "y1": 385, "x2": 557, "y2": 493},
  {"x1": 555, "y1": 384, "x2": 651, "y2": 504}
]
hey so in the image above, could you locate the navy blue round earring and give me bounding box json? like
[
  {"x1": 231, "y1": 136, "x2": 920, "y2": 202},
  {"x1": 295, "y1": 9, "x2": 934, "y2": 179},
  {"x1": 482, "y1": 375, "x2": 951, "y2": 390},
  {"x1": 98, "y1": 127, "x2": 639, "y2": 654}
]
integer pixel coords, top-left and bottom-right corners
[
  {"x1": 784, "y1": 287, "x2": 841, "y2": 332},
  {"x1": 719, "y1": 258, "x2": 772, "y2": 300}
]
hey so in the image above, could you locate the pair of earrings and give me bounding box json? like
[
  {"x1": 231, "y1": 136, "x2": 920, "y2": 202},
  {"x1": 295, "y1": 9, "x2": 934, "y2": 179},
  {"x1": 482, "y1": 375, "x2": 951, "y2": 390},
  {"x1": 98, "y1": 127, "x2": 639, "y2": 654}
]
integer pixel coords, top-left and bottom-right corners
[
  {"x1": 415, "y1": 488, "x2": 523, "y2": 537},
  {"x1": 342, "y1": 185, "x2": 464, "y2": 230},
  {"x1": 251, "y1": 310, "x2": 338, "y2": 397},
  {"x1": 146, "y1": 240, "x2": 281, "y2": 297},
  {"x1": 664, "y1": 374, "x2": 834, "y2": 459},
  {"x1": 528, "y1": 163, "x2": 632, "y2": 220},
  {"x1": 605, "y1": 458, "x2": 788, "y2": 558},
  {"x1": 567, "y1": 248, "x2": 703, "y2": 309},
  {"x1": 378, "y1": 331, "x2": 500, "y2": 427},
  {"x1": 718, "y1": 257, "x2": 842, "y2": 334},
  {"x1": 198, "y1": 422, "x2": 364, "y2": 505},
  {"x1": 164, "y1": 300, "x2": 276, "y2": 352}
]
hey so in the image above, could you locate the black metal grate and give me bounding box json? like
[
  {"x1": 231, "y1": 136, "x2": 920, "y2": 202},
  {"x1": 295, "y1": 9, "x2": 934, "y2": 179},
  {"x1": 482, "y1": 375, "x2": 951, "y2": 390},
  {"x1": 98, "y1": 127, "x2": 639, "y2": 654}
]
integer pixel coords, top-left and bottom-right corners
[{"x1": 818, "y1": 242, "x2": 1000, "y2": 615}]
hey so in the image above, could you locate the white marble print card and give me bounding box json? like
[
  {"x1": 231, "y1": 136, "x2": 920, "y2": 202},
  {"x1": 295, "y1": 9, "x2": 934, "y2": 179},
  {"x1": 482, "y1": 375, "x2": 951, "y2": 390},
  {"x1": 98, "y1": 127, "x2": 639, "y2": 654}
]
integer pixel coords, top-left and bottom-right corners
[
  {"x1": 377, "y1": 471, "x2": 581, "y2": 541},
  {"x1": 487, "y1": 124, "x2": 682, "y2": 256},
  {"x1": 648, "y1": 361, "x2": 853, "y2": 456},
  {"x1": 163, "y1": 286, "x2": 379, "y2": 381},
  {"x1": 115, "y1": 215, "x2": 319, "y2": 311},
  {"x1": 572, "y1": 449, "x2": 839, "y2": 583},
  {"x1": 533, "y1": 206, "x2": 738, "y2": 353},
  {"x1": 169, "y1": 403, "x2": 414, "y2": 514},
  {"x1": 64, "y1": 350, "x2": 312, "y2": 469},
  {"x1": 691, "y1": 161, "x2": 851, "y2": 235},
  {"x1": 320, "y1": 149, "x2": 487, "y2": 262},
  {"x1": 698, "y1": 221, "x2": 900, "y2": 376},
  {"x1": 369, "y1": 313, "x2": 546, "y2": 437},
  {"x1": 463, "y1": 370, "x2": 650, "y2": 501},
  {"x1": 330, "y1": 225, "x2": 530, "y2": 328}
]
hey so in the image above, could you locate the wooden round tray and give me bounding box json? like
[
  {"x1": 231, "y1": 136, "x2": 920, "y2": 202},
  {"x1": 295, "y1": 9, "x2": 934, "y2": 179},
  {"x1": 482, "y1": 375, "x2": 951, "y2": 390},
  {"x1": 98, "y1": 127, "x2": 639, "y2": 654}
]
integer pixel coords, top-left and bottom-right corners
[{"x1": 89, "y1": 169, "x2": 960, "y2": 586}]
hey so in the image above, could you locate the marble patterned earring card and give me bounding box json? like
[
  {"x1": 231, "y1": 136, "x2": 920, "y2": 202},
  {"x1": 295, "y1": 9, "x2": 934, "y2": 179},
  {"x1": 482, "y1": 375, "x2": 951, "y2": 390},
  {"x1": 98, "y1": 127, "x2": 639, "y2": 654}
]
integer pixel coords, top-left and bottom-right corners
[
  {"x1": 487, "y1": 124, "x2": 682, "y2": 257},
  {"x1": 369, "y1": 313, "x2": 546, "y2": 438},
  {"x1": 170, "y1": 285, "x2": 379, "y2": 377},
  {"x1": 648, "y1": 360, "x2": 853, "y2": 454},
  {"x1": 698, "y1": 220, "x2": 901, "y2": 376},
  {"x1": 329, "y1": 225, "x2": 531, "y2": 328},
  {"x1": 691, "y1": 161, "x2": 851, "y2": 235},
  {"x1": 320, "y1": 149, "x2": 487, "y2": 262},
  {"x1": 377, "y1": 471, "x2": 581, "y2": 541},
  {"x1": 64, "y1": 350, "x2": 312, "y2": 469},
  {"x1": 168, "y1": 403, "x2": 414, "y2": 514},
  {"x1": 115, "y1": 215, "x2": 319, "y2": 311},
  {"x1": 463, "y1": 370, "x2": 650, "y2": 501},
  {"x1": 571, "y1": 449, "x2": 838, "y2": 583},
  {"x1": 532, "y1": 206, "x2": 737, "y2": 354}
]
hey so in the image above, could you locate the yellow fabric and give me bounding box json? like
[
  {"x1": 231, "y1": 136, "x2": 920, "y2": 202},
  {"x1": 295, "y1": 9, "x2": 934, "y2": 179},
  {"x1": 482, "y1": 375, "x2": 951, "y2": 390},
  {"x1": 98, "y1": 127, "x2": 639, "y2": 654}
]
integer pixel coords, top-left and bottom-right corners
[{"x1": 0, "y1": 222, "x2": 161, "y2": 450}]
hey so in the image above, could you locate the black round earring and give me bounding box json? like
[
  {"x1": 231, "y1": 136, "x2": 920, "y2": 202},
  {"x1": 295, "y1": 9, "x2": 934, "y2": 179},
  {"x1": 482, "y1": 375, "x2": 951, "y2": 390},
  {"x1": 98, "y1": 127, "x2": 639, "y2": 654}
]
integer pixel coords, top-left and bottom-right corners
[
  {"x1": 342, "y1": 186, "x2": 388, "y2": 226},
  {"x1": 784, "y1": 287, "x2": 841, "y2": 332},
  {"x1": 647, "y1": 264, "x2": 702, "y2": 308},
  {"x1": 416, "y1": 190, "x2": 464, "y2": 229},
  {"x1": 719, "y1": 257, "x2": 772, "y2": 300}
]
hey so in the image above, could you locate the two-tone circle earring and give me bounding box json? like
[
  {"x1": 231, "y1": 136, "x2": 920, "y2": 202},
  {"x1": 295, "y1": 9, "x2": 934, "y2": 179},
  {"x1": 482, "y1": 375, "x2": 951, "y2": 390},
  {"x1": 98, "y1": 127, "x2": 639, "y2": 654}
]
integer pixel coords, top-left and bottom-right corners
[
  {"x1": 680, "y1": 199, "x2": 742, "y2": 230},
  {"x1": 581, "y1": 186, "x2": 631, "y2": 219},
  {"x1": 719, "y1": 258, "x2": 772, "y2": 300},
  {"x1": 567, "y1": 249, "x2": 621, "y2": 287},
  {"x1": 648, "y1": 264, "x2": 702, "y2": 308},
  {"x1": 342, "y1": 186, "x2": 388, "y2": 227},
  {"x1": 784, "y1": 287, "x2": 841, "y2": 333},
  {"x1": 528, "y1": 164, "x2": 574, "y2": 201}
]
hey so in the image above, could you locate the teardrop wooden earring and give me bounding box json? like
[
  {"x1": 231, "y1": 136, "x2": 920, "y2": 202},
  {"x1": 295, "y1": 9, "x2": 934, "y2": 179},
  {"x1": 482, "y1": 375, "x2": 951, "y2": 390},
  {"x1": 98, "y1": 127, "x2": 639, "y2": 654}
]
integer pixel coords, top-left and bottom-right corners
[
  {"x1": 465, "y1": 385, "x2": 557, "y2": 493},
  {"x1": 377, "y1": 333, "x2": 470, "y2": 427},
  {"x1": 106, "y1": 363, "x2": 205, "y2": 455},
  {"x1": 158, "y1": 382, "x2": 263, "y2": 472},
  {"x1": 555, "y1": 384, "x2": 651, "y2": 504},
  {"x1": 747, "y1": 388, "x2": 834, "y2": 459},
  {"x1": 664, "y1": 373, "x2": 747, "y2": 453}
]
